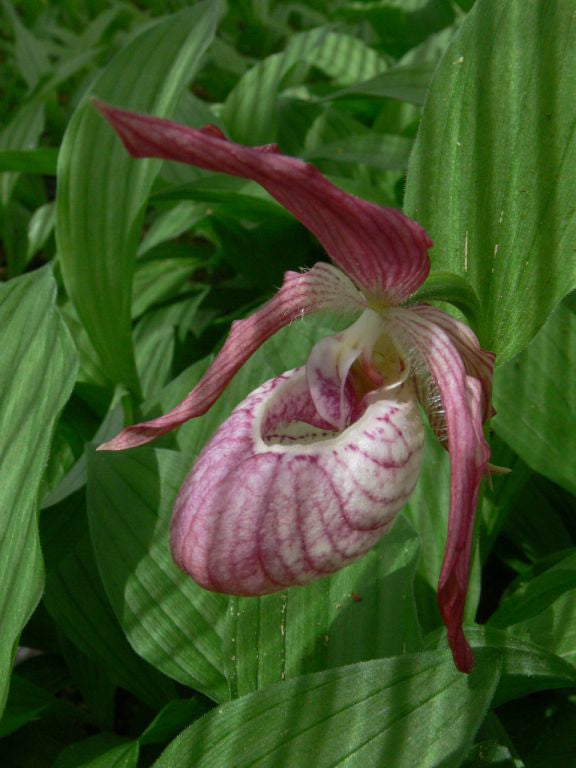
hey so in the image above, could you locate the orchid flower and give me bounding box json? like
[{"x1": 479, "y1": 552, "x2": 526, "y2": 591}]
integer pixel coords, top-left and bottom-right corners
[{"x1": 95, "y1": 101, "x2": 494, "y2": 673}]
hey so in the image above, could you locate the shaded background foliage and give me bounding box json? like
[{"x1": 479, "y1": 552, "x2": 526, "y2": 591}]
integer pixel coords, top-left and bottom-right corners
[{"x1": 0, "y1": 0, "x2": 575, "y2": 766}]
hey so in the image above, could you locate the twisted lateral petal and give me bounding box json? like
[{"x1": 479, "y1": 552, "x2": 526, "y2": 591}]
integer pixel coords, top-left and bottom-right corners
[
  {"x1": 388, "y1": 308, "x2": 490, "y2": 673},
  {"x1": 171, "y1": 368, "x2": 424, "y2": 595},
  {"x1": 99, "y1": 263, "x2": 364, "y2": 451},
  {"x1": 409, "y1": 305, "x2": 495, "y2": 422},
  {"x1": 94, "y1": 101, "x2": 432, "y2": 302}
]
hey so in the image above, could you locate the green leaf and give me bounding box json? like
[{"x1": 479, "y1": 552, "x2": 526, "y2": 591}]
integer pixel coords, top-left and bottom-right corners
[
  {"x1": 425, "y1": 625, "x2": 576, "y2": 705},
  {"x1": 491, "y1": 552, "x2": 576, "y2": 626},
  {"x1": 58, "y1": 638, "x2": 116, "y2": 731},
  {"x1": 468, "y1": 625, "x2": 576, "y2": 706},
  {"x1": 0, "y1": 148, "x2": 58, "y2": 175},
  {"x1": 0, "y1": 101, "x2": 45, "y2": 206},
  {"x1": 34, "y1": 47, "x2": 101, "y2": 102},
  {"x1": 132, "y1": 255, "x2": 204, "y2": 319},
  {"x1": 221, "y1": 27, "x2": 333, "y2": 143},
  {"x1": 497, "y1": 690, "x2": 576, "y2": 768},
  {"x1": 134, "y1": 322, "x2": 175, "y2": 401},
  {"x1": 326, "y1": 62, "x2": 435, "y2": 106},
  {"x1": 137, "y1": 202, "x2": 210, "y2": 258},
  {"x1": 87, "y1": 448, "x2": 229, "y2": 703},
  {"x1": 480, "y1": 442, "x2": 575, "y2": 565},
  {"x1": 462, "y1": 713, "x2": 521, "y2": 768},
  {"x1": 225, "y1": 516, "x2": 422, "y2": 698},
  {"x1": 337, "y1": 0, "x2": 456, "y2": 58},
  {"x1": 139, "y1": 698, "x2": 213, "y2": 746},
  {"x1": 405, "y1": 0, "x2": 576, "y2": 362},
  {"x1": 0, "y1": 675, "x2": 66, "y2": 738},
  {"x1": 151, "y1": 176, "x2": 286, "y2": 219},
  {"x1": 300, "y1": 30, "x2": 387, "y2": 85},
  {"x1": 492, "y1": 300, "x2": 576, "y2": 496},
  {"x1": 501, "y1": 475, "x2": 576, "y2": 564},
  {"x1": 153, "y1": 649, "x2": 500, "y2": 768},
  {"x1": 75, "y1": 6, "x2": 124, "y2": 51},
  {"x1": 53, "y1": 698, "x2": 212, "y2": 767},
  {"x1": 57, "y1": 1, "x2": 218, "y2": 393},
  {"x1": 27, "y1": 201, "x2": 55, "y2": 264},
  {"x1": 41, "y1": 402, "x2": 123, "y2": 510},
  {"x1": 42, "y1": 491, "x2": 177, "y2": 711},
  {"x1": 410, "y1": 271, "x2": 481, "y2": 328},
  {"x1": 1, "y1": 0, "x2": 50, "y2": 89},
  {"x1": 489, "y1": 551, "x2": 576, "y2": 667},
  {"x1": 53, "y1": 735, "x2": 139, "y2": 768},
  {"x1": 212, "y1": 214, "x2": 312, "y2": 291},
  {"x1": 463, "y1": 742, "x2": 518, "y2": 767},
  {"x1": 303, "y1": 132, "x2": 414, "y2": 172},
  {"x1": 0, "y1": 267, "x2": 77, "y2": 716}
]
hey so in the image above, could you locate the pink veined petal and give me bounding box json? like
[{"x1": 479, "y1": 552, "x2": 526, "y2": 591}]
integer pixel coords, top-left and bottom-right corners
[
  {"x1": 171, "y1": 367, "x2": 424, "y2": 595},
  {"x1": 306, "y1": 334, "x2": 361, "y2": 431},
  {"x1": 94, "y1": 100, "x2": 432, "y2": 303},
  {"x1": 409, "y1": 305, "x2": 495, "y2": 422},
  {"x1": 388, "y1": 308, "x2": 491, "y2": 673},
  {"x1": 99, "y1": 263, "x2": 365, "y2": 451},
  {"x1": 305, "y1": 308, "x2": 393, "y2": 430}
]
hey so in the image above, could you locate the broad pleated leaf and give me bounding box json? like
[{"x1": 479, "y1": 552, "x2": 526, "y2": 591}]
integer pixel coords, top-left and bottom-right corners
[
  {"x1": 132, "y1": 256, "x2": 205, "y2": 319},
  {"x1": 27, "y1": 201, "x2": 55, "y2": 264},
  {"x1": 326, "y1": 62, "x2": 435, "y2": 106},
  {"x1": 0, "y1": 675, "x2": 69, "y2": 739},
  {"x1": 53, "y1": 736, "x2": 139, "y2": 768},
  {"x1": 405, "y1": 0, "x2": 576, "y2": 362},
  {"x1": 0, "y1": 101, "x2": 45, "y2": 206},
  {"x1": 489, "y1": 550, "x2": 576, "y2": 668},
  {"x1": 300, "y1": 30, "x2": 387, "y2": 85},
  {"x1": 0, "y1": 266, "x2": 77, "y2": 715},
  {"x1": 2, "y1": 1, "x2": 50, "y2": 88},
  {"x1": 337, "y1": 0, "x2": 456, "y2": 58},
  {"x1": 224, "y1": 516, "x2": 422, "y2": 698},
  {"x1": 304, "y1": 133, "x2": 413, "y2": 171},
  {"x1": 221, "y1": 28, "x2": 334, "y2": 143},
  {"x1": 136, "y1": 202, "x2": 209, "y2": 258},
  {"x1": 139, "y1": 699, "x2": 213, "y2": 746},
  {"x1": 492, "y1": 300, "x2": 576, "y2": 496},
  {"x1": 153, "y1": 649, "x2": 500, "y2": 768},
  {"x1": 424, "y1": 626, "x2": 576, "y2": 705},
  {"x1": 42, "y1": 492, "x2": 177, "y2": 711},
  {"x1": 134, "y1": 323, "x2": 175, "y2": 401},
  {"x1": 0, "y1": 148, "x2": 58, "y2": 174},
  {"x1": 87, "y1": 448, "x2": 229, "y2": 702},
  {"x1": 57, "y1": 0, "x2": 218, "y2": 392},
  {"x1": 53, "y1": 698, "x2": 210, "y2": 767}
]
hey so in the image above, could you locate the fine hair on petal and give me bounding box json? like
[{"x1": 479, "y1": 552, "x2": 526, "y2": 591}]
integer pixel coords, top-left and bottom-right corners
[{"x1": 406, "y1": 340, "x2": 448, "y2": 443}]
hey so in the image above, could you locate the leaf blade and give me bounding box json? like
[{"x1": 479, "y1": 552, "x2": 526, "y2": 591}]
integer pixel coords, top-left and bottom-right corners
[
  {"x1": 153, "y1": 650, "x2": 500, "y2": 768},
  {"x1": 56, "y1": 1, "x2": 218, "y2": 392},
  {"x1": 0, "y1": 267, "x2": 77, "y2": 716},
  {"x1": 405, "y1": 0, "x2": 576, "y2": 361},
  {"x1": 87, "y1": 448, "x2": 229, "y2": 703}
]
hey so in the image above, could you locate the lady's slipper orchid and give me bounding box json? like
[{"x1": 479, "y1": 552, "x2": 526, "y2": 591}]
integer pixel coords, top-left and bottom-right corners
[{"x1": 95, "y1": 101, "x2": 494, "y2": 674}]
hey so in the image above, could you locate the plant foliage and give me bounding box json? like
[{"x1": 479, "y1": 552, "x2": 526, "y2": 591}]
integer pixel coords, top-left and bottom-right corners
[{"x1": 1, "y1": 0, "x2": 575, "y2": 765}]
